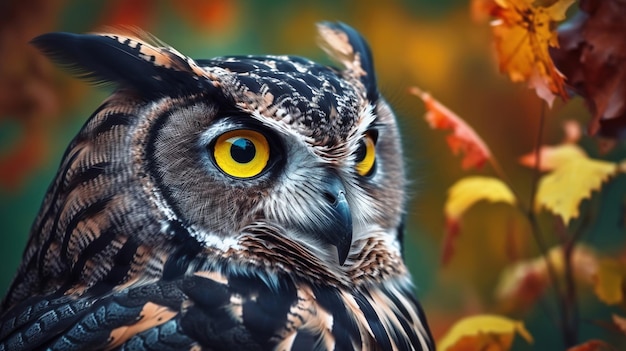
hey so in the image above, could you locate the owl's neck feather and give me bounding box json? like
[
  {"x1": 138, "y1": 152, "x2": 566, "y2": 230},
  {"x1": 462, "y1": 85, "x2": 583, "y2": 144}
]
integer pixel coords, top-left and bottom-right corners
[{"x1": 189, "y1": 222, "x2": 409, "y2": 289}]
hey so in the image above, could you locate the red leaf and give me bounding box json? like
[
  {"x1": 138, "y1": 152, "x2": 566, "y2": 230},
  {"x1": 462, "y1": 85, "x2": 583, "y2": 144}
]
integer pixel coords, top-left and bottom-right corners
[
  {"x1": 550, "y1": 0, "x2": 626, "y2": 138},
  {"x1": 410, "y1": 87, "x2": 491, "y2": 170},
  {"x1": 567, "y1": 340, "x2": 615, "y2": 351},
  {"x1": 441, "y1": 218, "x2": 461, "y2": 266}
]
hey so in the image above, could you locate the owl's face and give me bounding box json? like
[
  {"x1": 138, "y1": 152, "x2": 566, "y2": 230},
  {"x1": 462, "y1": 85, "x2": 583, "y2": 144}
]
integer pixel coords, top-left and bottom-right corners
[
  {"x1": 148, "y1": 56, "x2": 405, "y2": 268},
  {"x1": 18, "y1": 23, "x2": 406, "y2": 298}
]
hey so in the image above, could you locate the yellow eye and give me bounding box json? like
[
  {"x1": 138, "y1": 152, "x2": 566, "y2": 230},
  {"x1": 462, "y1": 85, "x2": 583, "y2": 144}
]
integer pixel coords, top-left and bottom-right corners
[
  {"x1": 355, "y1": 133, "x2": 376, "y2": 177},
  {"x1": 213, "y1": 129, "x2": 270, "y2": 178}
]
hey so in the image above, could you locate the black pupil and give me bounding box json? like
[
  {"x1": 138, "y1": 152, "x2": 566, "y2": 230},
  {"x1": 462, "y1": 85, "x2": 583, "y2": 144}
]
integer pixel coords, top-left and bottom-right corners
[
  {"x1": 355, "y1": 140, "x2": 366, "y2": 162},
  {"x1": 230, "y1": 138, "x2": 256, "y2": 163}
]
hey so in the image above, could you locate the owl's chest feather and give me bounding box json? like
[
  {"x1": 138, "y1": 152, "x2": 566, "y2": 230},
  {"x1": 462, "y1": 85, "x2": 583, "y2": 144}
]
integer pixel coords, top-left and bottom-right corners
[{"x1": 102, "y1": 269, "x2": 432, "y2": 351}]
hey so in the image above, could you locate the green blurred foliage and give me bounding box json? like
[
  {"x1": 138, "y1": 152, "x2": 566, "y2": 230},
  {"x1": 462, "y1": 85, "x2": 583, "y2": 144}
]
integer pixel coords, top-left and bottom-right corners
[{"x1": 1, "y1": 0, "x2": 625, "y2": 349}]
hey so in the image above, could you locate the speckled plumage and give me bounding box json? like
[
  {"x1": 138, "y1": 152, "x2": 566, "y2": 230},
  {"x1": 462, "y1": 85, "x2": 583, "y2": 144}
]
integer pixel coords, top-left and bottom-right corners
[{"x1": 0, "y1": 22, "x2": 434, "y2": 350}]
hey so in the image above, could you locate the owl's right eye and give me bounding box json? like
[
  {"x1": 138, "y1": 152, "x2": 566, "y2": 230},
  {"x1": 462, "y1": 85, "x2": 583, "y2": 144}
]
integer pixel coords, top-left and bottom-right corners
[{"x1": 212, "y1": 129, "x2": 271, "y2": 178}]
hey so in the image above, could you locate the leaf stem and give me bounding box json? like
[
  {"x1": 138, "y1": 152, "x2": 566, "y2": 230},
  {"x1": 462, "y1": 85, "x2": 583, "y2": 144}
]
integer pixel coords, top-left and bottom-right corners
[
  {"x1": 561, "y1": 204, "x2": 591, "y2": 347},
  {"x1": 526, "y1": 101, "x2": 569, "y2": 339},
  {"x1": 562, "y1": 225, "x2": 580, "y2": 348},
  {"x1": 486, "y1": 102, "x2": 564, "y2": 329},
  {"x1": 526, "y1": 101, "x2": 583, "y2": 347}
]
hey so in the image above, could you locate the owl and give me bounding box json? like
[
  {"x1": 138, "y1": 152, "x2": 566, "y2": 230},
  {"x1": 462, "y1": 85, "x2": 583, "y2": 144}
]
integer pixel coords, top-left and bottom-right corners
[{"x1": 0, "y1": 22, "x2": 434, "y2": 350}]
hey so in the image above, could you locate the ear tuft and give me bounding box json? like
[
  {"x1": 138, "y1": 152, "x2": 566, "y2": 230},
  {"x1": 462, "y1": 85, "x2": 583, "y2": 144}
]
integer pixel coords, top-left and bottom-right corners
[
  {"x1": 316, "y1": 22, "x2": 378, "y2": 102},
  {"x1": 31, "y1": 31, "x2": 218, "y2": 97}
]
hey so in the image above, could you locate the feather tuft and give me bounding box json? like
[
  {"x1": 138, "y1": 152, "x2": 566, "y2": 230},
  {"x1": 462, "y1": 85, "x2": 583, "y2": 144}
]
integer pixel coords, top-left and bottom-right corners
[
  {"x1": 316, "y1": 21, "x2": 378, "y2": 102},
  {"x1": 31, "y1": 31, "x2": 219, "y2": 97}
]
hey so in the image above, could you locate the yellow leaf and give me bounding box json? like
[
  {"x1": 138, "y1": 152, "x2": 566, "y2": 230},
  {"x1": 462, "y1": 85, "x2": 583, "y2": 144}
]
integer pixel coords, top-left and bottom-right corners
[
  {"x1": 594, "y1": 260, "x2": 624, "y2": 305},
  {"x1": 535, "y1": 157, "x2": 617, "y2": 224},
  {"x1": 518, "y1": 121, "x2": 585, "y2": 171},
  {"x1": 445, "y1": 176, "x2": 516, "y2": 221},
  {"x1": 519, "y1": 144, "x2": 588, "y2": 171},
  {"x1": 438, "y1": 314, "x2": 533, "y2": 351},
  {"x1": 442, "y1": 177, "x2": 517, "y2": 265}
]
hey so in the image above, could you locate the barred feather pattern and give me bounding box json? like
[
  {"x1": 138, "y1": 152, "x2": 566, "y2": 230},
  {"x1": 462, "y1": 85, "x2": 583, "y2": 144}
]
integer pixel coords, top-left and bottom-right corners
[{"x1": 0, "y1": 22, "x2": 434, "y2": 350}]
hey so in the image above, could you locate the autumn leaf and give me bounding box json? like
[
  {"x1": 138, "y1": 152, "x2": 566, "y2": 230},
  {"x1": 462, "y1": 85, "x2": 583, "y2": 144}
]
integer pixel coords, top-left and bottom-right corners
[
  {"x1": 497, "y1": 245, "x2": 626, "y2": 309},
  {"x1": 535, "y1": 157, "x2": 617, "y2": 225},
  {"x1": 438, "y1": 314, "x2": 533, "y2": 351},
  {"x1": 550, "y1": 0, "x2": 626, "y2": 138},
  {"x1": 471, "y1": 0, "x2": 498, "y2": 23},
  {"x1": 594, "y1": 260, "x2": 625, "y2": 305},
  {"x1": 495, "y1": 245, "x2": 579, "y2": 311},
  {"x1": 562, "y1": 248, "x2": 625, "y2": 306},
  {"x1": 495, "y1": 253, "x2": 551, "y2": 311},
  {"x1": 520, "y1": 133, "x2": 618, "y2": 225},
  {"x1": 442, "y1": 176, "x2": 516, "y2": 265},
  {"x1": 519, "y1": 120, "x2": 586, "y2": 172},
  {"x1": 410, "y1": 87, "x2": 492, "y2": 170},
  {"x1": 519, "y1": 120, "x2": 584, "y2": 171},
  {"x1": 473, "y1": 0, "x2": 574, "y2": 105},
  {"x1": 445, "y1": 177, "x2": 517, "y2": 220},
  {"x1": 519, "y1": 144, "x2": 587, "y2": 171},
  {"x1": 567, "y1": 340, "x2": 616, "y2": 351}
]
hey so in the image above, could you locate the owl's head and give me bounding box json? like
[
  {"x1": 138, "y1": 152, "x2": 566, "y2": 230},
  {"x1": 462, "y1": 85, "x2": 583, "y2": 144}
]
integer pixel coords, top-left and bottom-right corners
[{"x1": 26, "y1": 22, "x2": 407, "y2": 293}]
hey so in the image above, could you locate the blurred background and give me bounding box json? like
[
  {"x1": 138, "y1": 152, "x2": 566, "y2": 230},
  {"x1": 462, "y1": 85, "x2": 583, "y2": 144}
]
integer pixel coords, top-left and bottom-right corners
[{"x1": 1, "y1": 0, "x2": 625, "y2": 349}]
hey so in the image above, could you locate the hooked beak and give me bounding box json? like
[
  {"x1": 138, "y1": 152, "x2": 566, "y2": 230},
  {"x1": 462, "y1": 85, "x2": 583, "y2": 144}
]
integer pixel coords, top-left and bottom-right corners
[{"x1": 319, "y1": 176, "x2": 353, "y2": 265}]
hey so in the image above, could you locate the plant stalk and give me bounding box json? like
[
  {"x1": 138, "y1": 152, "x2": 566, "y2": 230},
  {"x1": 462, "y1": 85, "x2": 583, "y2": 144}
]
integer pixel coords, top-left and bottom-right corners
[
  {"x1": 529, "y1": 104, "x2": 558, "y2": 254},
  {"x1": 562, "y1": 234, "x2": 579, "y2": 348}
]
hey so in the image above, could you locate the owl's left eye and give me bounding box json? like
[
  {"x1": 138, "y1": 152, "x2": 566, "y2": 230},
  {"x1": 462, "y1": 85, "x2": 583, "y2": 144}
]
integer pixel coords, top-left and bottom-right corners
[
  {"x1": 212, "y1": 129, "x2": 271, "y2": 178},
  {"x1": 355, "y1": 132, "x2": 376, "y2": 177}
]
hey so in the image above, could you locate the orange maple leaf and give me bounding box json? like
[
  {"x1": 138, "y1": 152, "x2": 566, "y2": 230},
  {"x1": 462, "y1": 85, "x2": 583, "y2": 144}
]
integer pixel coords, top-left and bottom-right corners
[
  {"x1": 410, "y1": 87, "x2": 491, "y2": 170},
  {"x1": 473, "y1": 0, "x2": 574, "y2": 105}
]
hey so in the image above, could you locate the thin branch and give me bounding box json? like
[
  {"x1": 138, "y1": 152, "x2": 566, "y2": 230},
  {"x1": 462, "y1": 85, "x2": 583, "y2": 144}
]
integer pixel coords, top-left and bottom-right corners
[
  {"x1": 526, "y1": 101, "x2": 569, "y2": 338},
  {"x1": 562, "y1": 222, "x2": 581, "y2": 348},
  {"x1": 560, "y1": 196, "x2": 594, "y2": 347},
  {"x1": 486, "y1": 101, "x2": 564, "y2": 328},
  {"x1": 528, "y1": 102, "x2": 561, "y2": 272}
]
